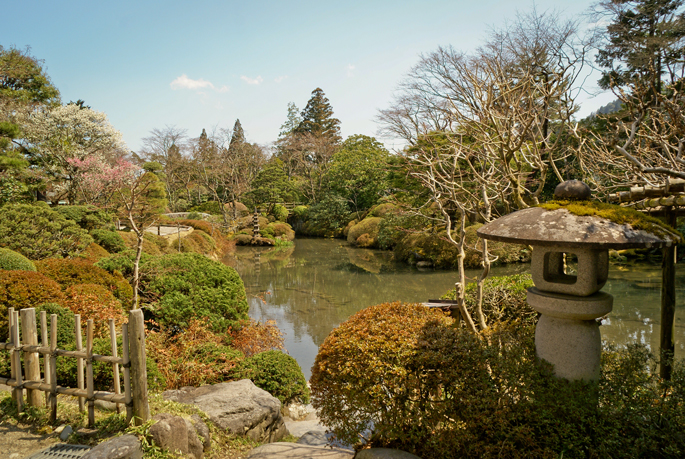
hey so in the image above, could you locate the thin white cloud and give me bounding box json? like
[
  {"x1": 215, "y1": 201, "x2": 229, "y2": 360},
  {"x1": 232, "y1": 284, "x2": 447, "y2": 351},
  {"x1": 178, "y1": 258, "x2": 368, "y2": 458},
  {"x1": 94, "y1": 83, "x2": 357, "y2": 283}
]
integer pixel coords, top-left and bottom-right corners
[
  {"x1": 241, "y1": 75, "x2": 264, "y2": 85},
  {"x1": 170, "y1": 74, "x2": 229, "y2": 93},
  {"x1": 347, "y1": 64, "x2": 355, "y2": 78},
  {"x1": 274, "y1": 75, "x2": 288, "y2": 83}
]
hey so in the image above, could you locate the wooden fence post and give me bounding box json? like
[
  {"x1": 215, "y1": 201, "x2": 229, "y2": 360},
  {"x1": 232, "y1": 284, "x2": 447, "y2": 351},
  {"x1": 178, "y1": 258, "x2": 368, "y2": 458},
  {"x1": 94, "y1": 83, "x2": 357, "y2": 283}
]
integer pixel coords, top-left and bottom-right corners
[
  {"x1": 9, "y1": 308, "x2": 23, "y2": 411},
  {"x1": 128, "y1": 309, "x2": 149, "y2": 425},
  {"x1": 109, "y1": 319, "x2": 122, "y2": 414},
  {"x1": 40, "y1": 311, "x2": 50, "y2": 407},
  {"x1": 49, "y1": 314, "x2": 58, "y2": 423},
  {"x1": 75, "y1": 314, "x2": 85, "y2": 412},
  {"x1": 20, "y1": 308, "x2": 42, "y2": 407}
]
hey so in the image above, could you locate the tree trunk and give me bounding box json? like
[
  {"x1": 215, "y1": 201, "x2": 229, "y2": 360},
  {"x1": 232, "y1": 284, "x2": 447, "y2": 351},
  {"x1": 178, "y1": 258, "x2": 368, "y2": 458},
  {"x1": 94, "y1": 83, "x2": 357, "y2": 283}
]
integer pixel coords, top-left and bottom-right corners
[{"x1": 660, "y1": 208, "x2": 677, "y2": 380}]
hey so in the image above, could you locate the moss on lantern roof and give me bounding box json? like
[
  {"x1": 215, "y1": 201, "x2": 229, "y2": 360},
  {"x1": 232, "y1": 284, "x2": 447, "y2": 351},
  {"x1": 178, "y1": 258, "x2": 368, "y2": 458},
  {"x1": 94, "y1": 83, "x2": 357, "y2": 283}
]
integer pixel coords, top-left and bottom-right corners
[{"x1": 538, "y1": 200, "x2": 682, "y2": 242}]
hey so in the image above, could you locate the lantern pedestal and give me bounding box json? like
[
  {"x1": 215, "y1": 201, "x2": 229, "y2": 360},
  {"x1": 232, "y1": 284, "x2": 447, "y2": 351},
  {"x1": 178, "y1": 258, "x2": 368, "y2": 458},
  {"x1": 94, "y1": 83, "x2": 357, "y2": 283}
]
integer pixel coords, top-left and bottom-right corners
[{"x1": 528, "y1": 288, "x2": 613, "y2": 381}]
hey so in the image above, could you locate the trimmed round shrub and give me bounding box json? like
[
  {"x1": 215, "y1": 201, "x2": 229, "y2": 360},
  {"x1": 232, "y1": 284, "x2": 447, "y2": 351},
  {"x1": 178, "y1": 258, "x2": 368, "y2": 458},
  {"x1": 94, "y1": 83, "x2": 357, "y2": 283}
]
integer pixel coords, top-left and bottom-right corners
[
  {"x1": 267, "y1": 222, "x2": 295, "y2": 241},
  {"x1": 235, "y1": 350, "x2": 310, "y2": 405},
  {"x1": 0, "y1": 203, "x2": 93, "y2": 260},
  {"x1": 143, "y1": 253, "x2": 248, "y2": 331},
  {"x1": 55, "y1": 205, "x2": 113, "y2": 231},
  {"x1": 0, "y1": 248, "x2": 36, "y2": 271},
  {"x1": 292, "y1": 205, "x2": 308, "y2": 218},
  {"x1": 90, "y1": 229, "x2": 126, "y2": 253},
  {"x1": 311, "y1": 302, "x2": 453, "y2": 449},
  {"x1": 79, "y1": 242, "x2": 110, "y2": 263},
  {"x1": 347, "y1": 217, "x2": 382, "y2": 246},
  {"x1": 36, "y1": 258, "x2": 133, "y2": 307},
  {"x1": 0, "y1": 271, "x2": 65, "y2": 339},
  {"x1": 272, "y1": 204, "x2": 289, "y2": 222},
  {"x1": 370, "y1": 203, "x2": 397, "y2": 217}
]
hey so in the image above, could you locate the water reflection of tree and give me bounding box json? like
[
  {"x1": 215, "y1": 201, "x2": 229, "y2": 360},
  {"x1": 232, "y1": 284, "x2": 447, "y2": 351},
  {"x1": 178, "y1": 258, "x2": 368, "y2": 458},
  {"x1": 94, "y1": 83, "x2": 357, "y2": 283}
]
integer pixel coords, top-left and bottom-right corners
[{"x1": 602, "y1": 264, "x2": 685, "y2": 358}]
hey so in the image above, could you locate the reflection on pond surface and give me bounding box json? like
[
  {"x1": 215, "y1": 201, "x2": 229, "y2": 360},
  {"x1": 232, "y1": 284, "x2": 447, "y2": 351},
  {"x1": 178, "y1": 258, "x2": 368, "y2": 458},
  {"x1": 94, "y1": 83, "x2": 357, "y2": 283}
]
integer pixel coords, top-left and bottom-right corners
[{"x1": 225, "y1": 238, "x2": 684, "y2": 379}]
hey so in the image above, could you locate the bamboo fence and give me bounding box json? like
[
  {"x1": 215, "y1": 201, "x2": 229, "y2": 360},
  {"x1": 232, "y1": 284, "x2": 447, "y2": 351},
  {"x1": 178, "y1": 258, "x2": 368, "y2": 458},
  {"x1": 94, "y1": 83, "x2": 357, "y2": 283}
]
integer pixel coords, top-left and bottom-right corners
[{"x1": 0, "y1": 307, "x2": 149, "y2": 427}]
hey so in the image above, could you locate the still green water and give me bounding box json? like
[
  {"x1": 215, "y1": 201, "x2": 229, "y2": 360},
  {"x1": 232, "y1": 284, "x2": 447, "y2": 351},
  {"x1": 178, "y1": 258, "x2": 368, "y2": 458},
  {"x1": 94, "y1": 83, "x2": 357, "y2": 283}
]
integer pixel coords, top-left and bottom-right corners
[{"x1": 225, "y1": 238, "x2": 684, "y2": 379}]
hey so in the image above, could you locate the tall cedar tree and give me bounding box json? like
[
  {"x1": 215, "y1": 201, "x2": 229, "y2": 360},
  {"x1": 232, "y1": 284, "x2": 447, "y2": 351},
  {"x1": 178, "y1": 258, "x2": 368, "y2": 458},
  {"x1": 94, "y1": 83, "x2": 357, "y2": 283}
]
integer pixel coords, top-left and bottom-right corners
[
  {"x1": 596, "y1": 0, "x2": 685, "y2": 104},
  {"x1": 228, "y1": 119, "x2": 245, "y2": 153},
  {"x1": 295, "y1": 88, "x2": 342, "y2": 144}
]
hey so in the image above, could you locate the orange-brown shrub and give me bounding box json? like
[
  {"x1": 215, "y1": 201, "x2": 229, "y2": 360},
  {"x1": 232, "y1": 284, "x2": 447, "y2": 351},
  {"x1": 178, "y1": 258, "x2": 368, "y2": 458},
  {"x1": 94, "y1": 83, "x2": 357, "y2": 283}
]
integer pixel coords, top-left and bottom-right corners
[
  {"x1": 227, "y1": 319, "x2": 285, "y2": 357},
  {"x1": 36, "y1": 258, "x2": 133, "y2": 306},
  {"x1": 64, "y1": 284, "x2": 126, "y2": 337},
  {"x1": 0, "y1": 270, "x2": 66, "y2": 338},
  {"x1": 79, "y1": 242, "x2": 110, "y2": 263},
  {"x1": 147, "y1": 319, "x2": 244, "y2": 389},
  {"x1": 175, "y1": 219, "x2": 216, "y2": 236}
]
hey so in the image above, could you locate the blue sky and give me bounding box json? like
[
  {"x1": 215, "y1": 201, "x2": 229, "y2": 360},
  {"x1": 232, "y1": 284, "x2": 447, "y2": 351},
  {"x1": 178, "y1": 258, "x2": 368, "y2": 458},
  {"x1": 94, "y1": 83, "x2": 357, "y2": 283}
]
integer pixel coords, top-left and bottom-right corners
[{"x1": 4, "y1": 0, "x2": 608, "y2": 152}]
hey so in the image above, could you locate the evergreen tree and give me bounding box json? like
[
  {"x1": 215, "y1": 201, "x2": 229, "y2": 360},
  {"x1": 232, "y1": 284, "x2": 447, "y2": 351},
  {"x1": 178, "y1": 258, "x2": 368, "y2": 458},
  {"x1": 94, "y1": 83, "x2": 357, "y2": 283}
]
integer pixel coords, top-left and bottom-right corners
[
  {"x1": 596, "y1": 0, "x2": 685, "y2": 103},
  {"x1": 278, "y1": 102, "x2": 302, "y2": 138},
  {"x1": 228, "y1": 119, "x2": 245, "y2": 153},
  {"x1": 295, "y1": 88, "x2": 341, "y2": 144}
]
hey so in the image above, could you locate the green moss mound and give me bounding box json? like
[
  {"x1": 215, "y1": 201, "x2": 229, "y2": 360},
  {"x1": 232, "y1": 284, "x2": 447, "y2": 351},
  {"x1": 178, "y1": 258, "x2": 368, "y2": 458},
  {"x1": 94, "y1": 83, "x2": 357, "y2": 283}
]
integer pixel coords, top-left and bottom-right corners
[
  {"x1": 394, "y1": 225, "x2": 531, "y2": 269},
  {"x1": 540, "y1": 200, "x2": 682, "y2": 241},
  {"x1": 0, "y1": 248, "x2": 36, "y2": 271},
  {"x1": 235, "y1": 350, "x2": 310, "y2": 405},
  {"x1": 347, "y1": 217, "x2": 382, "y2": 246}
]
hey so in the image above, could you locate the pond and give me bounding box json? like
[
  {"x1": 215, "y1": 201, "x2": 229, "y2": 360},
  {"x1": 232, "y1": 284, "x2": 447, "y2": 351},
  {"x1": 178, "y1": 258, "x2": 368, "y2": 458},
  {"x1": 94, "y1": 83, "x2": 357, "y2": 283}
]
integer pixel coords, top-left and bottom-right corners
[{"x1": 224, "y1": 238, "x2": 685, "y2": 379}]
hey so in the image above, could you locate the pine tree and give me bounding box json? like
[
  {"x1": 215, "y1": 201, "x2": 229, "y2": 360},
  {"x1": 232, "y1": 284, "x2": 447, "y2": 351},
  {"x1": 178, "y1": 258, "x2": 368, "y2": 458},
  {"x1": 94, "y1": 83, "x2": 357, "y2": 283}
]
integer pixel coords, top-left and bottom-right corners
[
  {"x1": 596, "y1": 0, "x2": 685, "y2": 103},
  {"x1": 295, "y1": 88, "x2": 341, "y2": 144}
]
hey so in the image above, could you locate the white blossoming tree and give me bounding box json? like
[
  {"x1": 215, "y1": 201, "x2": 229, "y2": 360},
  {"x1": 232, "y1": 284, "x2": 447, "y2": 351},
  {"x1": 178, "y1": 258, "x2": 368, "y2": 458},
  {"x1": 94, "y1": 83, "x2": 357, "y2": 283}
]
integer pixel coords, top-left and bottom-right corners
[{"x1": 24, "y1": 103, "x2": 127, "y2": 204}]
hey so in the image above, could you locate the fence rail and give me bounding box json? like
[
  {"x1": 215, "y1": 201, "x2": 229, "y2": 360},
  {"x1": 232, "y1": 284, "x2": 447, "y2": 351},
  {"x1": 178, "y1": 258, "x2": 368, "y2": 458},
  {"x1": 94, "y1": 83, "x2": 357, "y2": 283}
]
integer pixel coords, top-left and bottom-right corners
[{"x1": 0, "y1": 307, "x2": 149, "y2": 427}]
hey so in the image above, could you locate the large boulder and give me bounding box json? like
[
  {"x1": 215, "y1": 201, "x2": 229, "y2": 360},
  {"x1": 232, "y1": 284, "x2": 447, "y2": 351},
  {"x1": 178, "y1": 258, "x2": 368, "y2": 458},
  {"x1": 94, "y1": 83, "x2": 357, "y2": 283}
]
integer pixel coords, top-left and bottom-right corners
[
  {"x1": 163, "y1": 379, "x2": 288, "y2": 443},
  {"x1": 81, "y1": 435, "x2": 142, "y2": 459},
  {"x1": 149, "y1": 413, "x2": 209, "y2": 459}
]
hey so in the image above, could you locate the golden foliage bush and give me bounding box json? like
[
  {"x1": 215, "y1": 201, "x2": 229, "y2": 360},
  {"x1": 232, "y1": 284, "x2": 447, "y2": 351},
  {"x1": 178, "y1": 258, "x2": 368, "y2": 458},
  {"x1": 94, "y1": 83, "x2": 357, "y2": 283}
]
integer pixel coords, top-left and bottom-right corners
[
  {"x1": 347, "y1": 217, "x2": 382, "y2": 246},
  {"x1": 227, "y1": 319, "x2": 285, "y2": 357},
  {"x1": 147, "y1": 319, "x2": 244, "y2": 389}
]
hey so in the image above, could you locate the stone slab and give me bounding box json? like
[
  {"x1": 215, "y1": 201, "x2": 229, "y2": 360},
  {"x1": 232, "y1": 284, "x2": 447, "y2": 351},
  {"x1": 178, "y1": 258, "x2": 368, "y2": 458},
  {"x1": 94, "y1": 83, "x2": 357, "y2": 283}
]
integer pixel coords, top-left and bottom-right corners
[{"x1": 247, "y1": 443, "x2": 354, "y2": 459}]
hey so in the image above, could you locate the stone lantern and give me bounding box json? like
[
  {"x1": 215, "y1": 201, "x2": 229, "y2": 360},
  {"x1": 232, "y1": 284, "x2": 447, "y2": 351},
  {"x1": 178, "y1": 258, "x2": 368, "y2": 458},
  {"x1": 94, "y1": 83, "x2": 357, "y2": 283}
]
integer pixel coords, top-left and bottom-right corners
[{"x1": 477, "y1": 180, "x2": 677, "y2": 382}]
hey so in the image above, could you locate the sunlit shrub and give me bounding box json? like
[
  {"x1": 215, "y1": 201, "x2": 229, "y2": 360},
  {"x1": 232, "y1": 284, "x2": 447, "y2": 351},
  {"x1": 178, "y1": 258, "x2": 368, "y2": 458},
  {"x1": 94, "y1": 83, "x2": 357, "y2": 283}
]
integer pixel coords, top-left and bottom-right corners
[
  {"x1": 311, "y1": 301, "x2": 685, "y2": 458},
  {"x1": 0, "y1": 271, "x2": 65, "y2": 339},
  {"x1": 90, "y1": 229, "x2": 126, "y2": 253},
  {"x1": 228, "y1": 319, "x2": 284, "y2": 357},
  {"x1": 79, "y1": 242, "x2": 110, "y2": 263},
  {"x1": 267, "y1": 222, "x2": 295, "y2": 241},
  {"x1": 370, "y1": 203, "x2": 397, "y2": 217},
  {"x1": 0, "y1": 248, "x2": 36, "y2": 271},
  {"x1": 147, "y1": 319, "x2": 243, "y2": 389},
  {"x1": 55, "y1": 205, "x2": 113, "y2": 231},
  {"x1": 441, "y1": 273, "x2": 536, "y2": 326},
  {"x1": 0, "y1": 203, "x2": 93, "y2": 260},
  {"x1": 144, "y1": 253, "x2": 248, "y2": 331},
  {"x1": 292, "y1": 205, "x2": 308, "y2": 218},
  {"x1": 234, "y1": 350, "x2": 310, "y2": 405},
  {"x1": 36, "y1": 258, "x2": 133, "y2": 307},
  {"x1": 63, "y1": 284, "x2": 127, "y2": 337},
  {"x1": 347, "y1": 217, "x2": 382, "y2": 246},
  {"x1": 272, "y1": 204, "x2": 289, "y2": 222}
]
